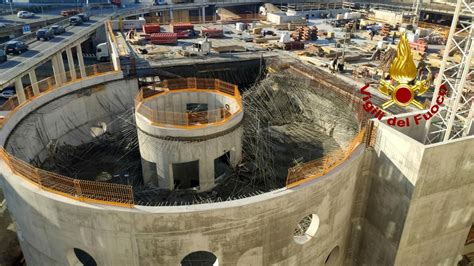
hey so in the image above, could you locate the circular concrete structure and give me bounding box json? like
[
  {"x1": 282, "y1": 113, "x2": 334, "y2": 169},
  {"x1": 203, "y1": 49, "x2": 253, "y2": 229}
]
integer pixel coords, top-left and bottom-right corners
[
  {"x1": 0, "y1": 70, "x2": 366, "y2": 265},
  {"x1": 135, "y1": 79, "x2": 243, "y2": 191}
]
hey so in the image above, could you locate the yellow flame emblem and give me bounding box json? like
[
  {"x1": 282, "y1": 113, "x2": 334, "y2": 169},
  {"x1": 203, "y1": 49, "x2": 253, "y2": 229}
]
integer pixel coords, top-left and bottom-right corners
[{"x1": 378, "y1": 33, "x2": 430, "y2": 109}]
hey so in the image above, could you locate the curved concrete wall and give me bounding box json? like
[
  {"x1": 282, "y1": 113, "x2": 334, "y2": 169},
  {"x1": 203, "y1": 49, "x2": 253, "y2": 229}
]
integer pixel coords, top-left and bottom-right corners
[
  {"x1": 137, "y1": 125, "x2": 243, "y2": 190},
  {"x1": 144, "y1": 91, "x2": 240, "y2": 114},
  {"x1": 0, "y1": 145, "x2": 365, "y2": 265},
  {"x1": 4, "y1": 77, "x2": 138, "y2": 163},
  {"x1": 0, "y1": 72, "x2": 367, "y2": 265},
  {"x1": 136, "y1": 90, "x2": 243, "y2": 190}
]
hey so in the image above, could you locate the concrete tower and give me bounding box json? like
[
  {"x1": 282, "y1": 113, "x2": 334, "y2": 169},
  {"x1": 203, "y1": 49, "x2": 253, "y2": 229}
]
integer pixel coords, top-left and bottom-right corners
[{"x1": 135, "y1": 78, "x2": 243, "y2": 191}]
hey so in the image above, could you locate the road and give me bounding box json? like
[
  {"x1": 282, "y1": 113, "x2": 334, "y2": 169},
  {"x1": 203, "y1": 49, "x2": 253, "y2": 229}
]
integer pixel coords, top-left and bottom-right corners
[
  {"x1": 0, "y1": 1, "x2": 259, "y2": 89},
  {"x1": 0, "y1": 16, "x2": 106, "y2": 88},
  {"x1": 0, "y1": 3, "x2": 148, "y2": 27},
  {"x1": 0, "y1": 13, "x2": 61, "y2": 27}
]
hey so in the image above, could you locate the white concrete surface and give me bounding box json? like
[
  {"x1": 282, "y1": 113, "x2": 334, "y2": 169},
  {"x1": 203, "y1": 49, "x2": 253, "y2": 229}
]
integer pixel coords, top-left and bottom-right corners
[
  {"x1": 136, "y1": 89, "x2": 243, "y2": 191},
  {"x1": 0, "y1": 142, "x2": 366, "y2": 265}
]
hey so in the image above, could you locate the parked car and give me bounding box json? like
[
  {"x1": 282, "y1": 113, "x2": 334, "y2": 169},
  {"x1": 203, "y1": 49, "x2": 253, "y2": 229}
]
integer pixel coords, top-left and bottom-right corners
[
  {"x1": 4, "y1": 41, "x2": 28, "y2": 54},
  {"x1": 36, "y1": 28, "x2": 54, "y2": 41},
  {"x1": 0, "y1": 50, "x2": 6, "y2": 63},
  {"x1": 77, "y1": 13, "x2": 90, "y2": 22},
  {"x1": 0, "y1": 90, "x2": 15, "y2": 99},
  {"x1": 17, "y1": 11, "x2": 35, "y2": 18},
  {"x1": 50, "y1": 25, "x2": 66, "y2": 35},
  {"x1": 0, "y1": 23, "x2": 6, "y2": 28},
  {"x1": 69, "y1": 16, "x2": 83, "y2": 26}
]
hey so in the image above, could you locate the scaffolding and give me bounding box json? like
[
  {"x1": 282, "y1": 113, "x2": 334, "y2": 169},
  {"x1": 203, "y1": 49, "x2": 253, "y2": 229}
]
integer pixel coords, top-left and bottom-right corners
[{"x1": 424, "y1": 0, "x2": 474, "y2": 143}]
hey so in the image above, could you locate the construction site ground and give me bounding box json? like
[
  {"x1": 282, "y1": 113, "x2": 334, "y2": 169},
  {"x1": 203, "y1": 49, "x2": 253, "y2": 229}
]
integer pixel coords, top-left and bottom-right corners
[{"x1": 122, "y1": 17, "x2": 441, "y2": 115}]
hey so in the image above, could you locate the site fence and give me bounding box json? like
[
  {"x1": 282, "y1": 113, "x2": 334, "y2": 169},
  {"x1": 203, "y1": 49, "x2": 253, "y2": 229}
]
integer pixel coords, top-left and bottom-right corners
[
  {"x1": 0, "y1": 63, "x2": 115, "y2": 123},
  {"x1": 0, "y1": 147, "x2": 134, "y2": 207},
  {"x1": 135, "y1": 78, "x2": 241, "y2": 127},
  {"x1": 286, "y1": 128, "x2": 366, "y2": 188}
]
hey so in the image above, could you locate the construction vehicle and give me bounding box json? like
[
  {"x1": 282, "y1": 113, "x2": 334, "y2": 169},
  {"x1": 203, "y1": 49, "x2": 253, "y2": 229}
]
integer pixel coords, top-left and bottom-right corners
[{"x1": 96, "y1": 43, "x2": 110, "y2": 62}]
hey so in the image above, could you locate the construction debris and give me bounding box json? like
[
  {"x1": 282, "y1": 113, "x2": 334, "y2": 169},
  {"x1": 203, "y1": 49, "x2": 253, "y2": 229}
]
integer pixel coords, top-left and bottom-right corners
[
  {"x1": 410, "y1": 39, "x2": 428, "y2": 54},
  {"x1": 38, "y1": 67, "x2": 359, "y2": 206}
]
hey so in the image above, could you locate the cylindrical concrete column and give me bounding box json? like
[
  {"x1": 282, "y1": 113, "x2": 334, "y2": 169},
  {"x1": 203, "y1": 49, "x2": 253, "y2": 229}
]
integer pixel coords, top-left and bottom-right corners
[
  {"x1": 51, "y1": 56, "x2": 63, "y2": 86},
  {"x1": 28, "y1": 70, "x2": 39, "y2": 95},
  {"x1": 135, "y1": 82, "x2": 243, "y2": 192},
  {"x1": 14, "y1": 78, "x2": 26, "y2": 104},
  {"x1": 169, "y1": 9, "x2": 173, "y2": 22},
  {"x1": 76, "y1": 44, "x2": 87, "y2": 78},
  {"x1": 202, "y1": 6, "x2": 205, "y2": 23},
  {"x1": 56, "y1": 53, "x2": 67, "y2": 83},
  {"x1": 66, "y1": 48, "x2": 77, "y2": 80}
]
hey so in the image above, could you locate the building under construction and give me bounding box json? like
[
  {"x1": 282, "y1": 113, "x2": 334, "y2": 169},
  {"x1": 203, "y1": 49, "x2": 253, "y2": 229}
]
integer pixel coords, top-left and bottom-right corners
[{"x1": 0, "y1": 0, "x2": 472, "y2": 265}]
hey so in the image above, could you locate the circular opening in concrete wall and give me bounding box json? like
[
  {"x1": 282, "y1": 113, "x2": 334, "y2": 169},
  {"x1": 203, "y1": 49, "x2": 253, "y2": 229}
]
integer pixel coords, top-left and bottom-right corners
[
  {"x1": 325, "y1": 246, "x2": 340, "y2": 265},
  {"x1": 293, "y1": 214, "x2": 320, "y2": 244},
  {"x1": 181, "y1": 251, "x2": 219, "y2": 266},
  {"x1": 67, "y1": 248, "x2": 97, "y2": 266}
]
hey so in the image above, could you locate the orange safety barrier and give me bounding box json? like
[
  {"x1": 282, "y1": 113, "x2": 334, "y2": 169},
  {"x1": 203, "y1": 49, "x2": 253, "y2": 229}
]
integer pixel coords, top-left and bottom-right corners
[
  {"x1": 0, "y1": 63, "x2": 116, "y2": 127},
  {"x1": 0, "y1": 63, "x2": 131, "y2": 207},
  {"x1": 286, "y1": 128, "x2": 367, "y2": 188},
  {"x1": 136, "y1": 78, "x2": 241, "y2": 127},
  {"x1": 0, "y1": 147, "x2": 134, "y2": 207}
]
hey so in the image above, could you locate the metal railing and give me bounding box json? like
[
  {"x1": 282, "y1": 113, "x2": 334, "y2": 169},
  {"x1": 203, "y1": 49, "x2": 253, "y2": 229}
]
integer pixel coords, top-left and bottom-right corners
[
  {"x1": 0, "y1": 63, "x2": 115, "y2": 115},
  {"x1": 0, "y1": 62, "x2": 134, "y2": 207},
  {"x1": 286, "y1": 127, "x2": 367, "y2": 188},
  {"x1": 0, "y1": 147, "x2": 134, "y2": 207},
  {"x1": 135, "y1": 78, "x2": 242, "y2": 128}
]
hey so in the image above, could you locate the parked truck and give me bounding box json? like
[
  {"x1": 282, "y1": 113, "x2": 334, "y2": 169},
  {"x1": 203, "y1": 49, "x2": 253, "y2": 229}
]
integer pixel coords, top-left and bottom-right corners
[{"x1": 96, "y1": 42, "x2": 110, "y2": 62}]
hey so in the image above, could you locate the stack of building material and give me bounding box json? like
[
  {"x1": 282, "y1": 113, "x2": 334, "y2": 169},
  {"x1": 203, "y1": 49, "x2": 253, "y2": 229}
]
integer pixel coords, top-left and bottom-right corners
[
  {"x1": 172, "y1": 23, "x2": 194, "y2": 32},
  {"x1": 172, "y1": 23, "x2": 194, "y2": 38},
  {"x1": 201, "y1": 28, "x2": 224, "y2": 38},
  {"x1": 380, "y1": 23, "x2": 391, "y2": 37},
  {"x1": 409, "y1": 39, "x2": 428, "y2": 54},
  {"x1": 150, "y1": 33, "x2": 178, "y2": 44},
  {"x1": 291, "y1": 26, "x2": 318, "y2": 41},
  {"x1": 142, "y1": 23, "x2": 161, "y2": 34},
  {"x1": 282, "y1": 41, "x2": 304, "y2": 50}
]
